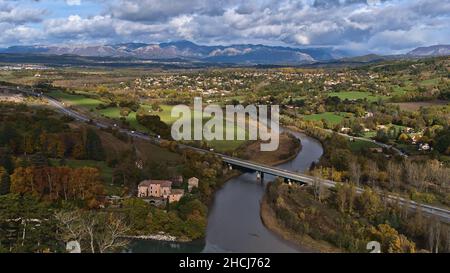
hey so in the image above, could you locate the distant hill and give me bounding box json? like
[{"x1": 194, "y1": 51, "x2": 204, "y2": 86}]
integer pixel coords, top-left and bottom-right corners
[
  {"x1": 338, "y1": 54, "x2": 394, "y2": 63},
  {"x1": 407, "y1": 45, "x2": 450, "y2": 57},
  {"x1": 0, "y1": 40, "x2": 349, "y2": 65}
]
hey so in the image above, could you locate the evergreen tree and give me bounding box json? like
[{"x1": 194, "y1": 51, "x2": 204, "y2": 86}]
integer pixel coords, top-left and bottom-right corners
[
  {"x1": 85, "y1": 129, "x2": 105, "y2": 161},
  {"x1": 0, "y1": 148, "x2": 14, "y2": 173},
  {"x1": 30, "y1": 152, "x2": 49, "y2": 167},
  {"x1": 0, "y1": 166, "x2": 10, "y2": 195}
]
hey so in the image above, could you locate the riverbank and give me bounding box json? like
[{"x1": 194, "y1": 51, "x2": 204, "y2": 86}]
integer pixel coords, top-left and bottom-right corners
[
  {"x1": 123, "y1": 233, "x2": 180, "y2": 242},
  {"x1": 255, "y1": 127, "x2": 342, "y2": 253},
  {"x1": 237, "y1": 132, "x2": 302, "y2": 166},
  {"x1": 260, "y1": 186, "x2": 343, "y2": 253}
]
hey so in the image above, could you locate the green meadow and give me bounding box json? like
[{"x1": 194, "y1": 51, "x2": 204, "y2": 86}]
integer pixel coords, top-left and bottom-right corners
[
  {"x1": 48, "y1": 90, "x2": 103, "y2": 110},
  {"x1": 349, "y1": 139, "x2": 381, "y2": 152}
]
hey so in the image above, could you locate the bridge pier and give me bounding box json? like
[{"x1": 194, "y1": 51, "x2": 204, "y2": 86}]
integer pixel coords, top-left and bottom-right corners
[{"x1": 256, "y1": 171, "x2": 264, "y2": 183}]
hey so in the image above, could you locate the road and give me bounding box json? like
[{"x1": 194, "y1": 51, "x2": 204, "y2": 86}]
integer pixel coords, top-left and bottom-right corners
[
  {"x1": 13, "y1": 87, "x2": 450, "y2": 223},
  {"x1": 322, "y1": 128, "x2": 407, "y2": 157}
]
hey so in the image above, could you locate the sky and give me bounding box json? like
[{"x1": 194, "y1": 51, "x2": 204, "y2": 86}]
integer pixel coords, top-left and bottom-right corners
[{"x1": 0, "y1": 0, "x2": 449, "y2": 54}]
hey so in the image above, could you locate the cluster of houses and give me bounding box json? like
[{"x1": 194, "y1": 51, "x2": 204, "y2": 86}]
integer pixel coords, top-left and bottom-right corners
[{"x1": 137, "y1": 176, "x2": 199, "y2": 204}]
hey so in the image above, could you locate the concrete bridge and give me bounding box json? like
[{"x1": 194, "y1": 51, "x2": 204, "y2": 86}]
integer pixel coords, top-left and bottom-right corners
[
  {"x1": 222, "y1": 155, "x2": 316, "y2": 184},
  {"x1": 221, "y1": 155, "x2": 450, "y2": 223}
]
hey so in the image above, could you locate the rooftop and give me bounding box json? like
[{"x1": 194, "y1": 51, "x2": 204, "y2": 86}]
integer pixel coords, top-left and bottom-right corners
[{"x1": 139, "y1": 180, "x2": 173, "y2": 188}]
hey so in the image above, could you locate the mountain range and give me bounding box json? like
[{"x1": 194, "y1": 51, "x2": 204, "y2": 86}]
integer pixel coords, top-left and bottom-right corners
[
  {"x1": 0, "y1": 41, "x2": 448, "y2": 65},
  {"x1": 406, "y1": 45, "x2": 450, "y2": 57},
  {"x1": 0, "y1": 40, "x2": 349, "y2": 65}
]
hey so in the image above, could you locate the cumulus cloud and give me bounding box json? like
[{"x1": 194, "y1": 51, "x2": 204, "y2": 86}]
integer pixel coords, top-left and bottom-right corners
[
  {"x1": 0, "y1": 22, "x2": 43, "y2": 44},
  {"x1": 0, "y1": 1, "x2": 46, "y2": 24},
  {"x1": 44, "y1": 15, "x2": 116, "y2": 40},
  {"x1": 1, "y1": 0, "x2": 449, "y2": 53},
  {"x1": 110, "y1": 0, "x2": 228, "y2": 22},
  {"x1": 66, "y1": 0, "x2": 81, "y2": 6}
]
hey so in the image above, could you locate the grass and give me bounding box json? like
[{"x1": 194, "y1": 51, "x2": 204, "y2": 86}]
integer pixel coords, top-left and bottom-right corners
[
  {"x1": 148, "y1": 104, "x2": 249, "y2": 152},
  {"x1": 391, "y1": 85, "x2": 410, "y2": 96},
  {"x1": 362, "y1": 131, "x2": 376, "y2": 138},
  {"x1": 328, "y1": 91, "x2": 386, "y2": 102},
  {"x1": 302, "y1": 112, "x2": 353, "y2": 126},
  {"x1": 133, "y1": 139, "x2": 182, "y2": 164},
  {"x1": 420, "y1": 78, "x2": 439, "y2": 87},
  {"x1": 48, "y1": 90, "x2": 103, "y2": 110},
  {"x1": 349, "y1": 139, "x2": 380, "y2": 152},
  {"x1": 97, "y1": 107, "x2": 148, "y2": 132}
]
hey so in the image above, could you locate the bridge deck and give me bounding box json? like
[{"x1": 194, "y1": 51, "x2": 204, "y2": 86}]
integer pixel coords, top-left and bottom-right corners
[{"x1": 222, "y1": 156, "x2": 450, "y2": 223}]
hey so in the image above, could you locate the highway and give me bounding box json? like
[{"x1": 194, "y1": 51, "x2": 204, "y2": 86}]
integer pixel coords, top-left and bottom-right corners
[{"x1": 13, "y1": 87, "x2": 450, "y2": 223}]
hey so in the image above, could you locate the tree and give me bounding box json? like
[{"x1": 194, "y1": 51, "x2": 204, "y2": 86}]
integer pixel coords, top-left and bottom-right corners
[
  {"x1": 369, "y1": 224, "x2": 415, "y2": 253},
  {"x1": 136, "y1": 114, "x2": 170, "y2": 139},
  {"x1": 434, "y1": 129, "x2": 450, "y2": 155},
  {"x1": 10, "y1": 166, "x2": 104, "y2": 203},
  {"x1": 365, "y1": 161, "x2": 379, "y2": 187},
  {"x1": 386, "y1": 161, "x2": 401, "y2": 189},
  {"x1": 398, "y1": 133, "x2": 409, "y2": 143},
  {"x1": 0, "y1": 166, "x2": 10, "y2": 195},
  {"x1": 30, "y1": 152, "x2": 48, "y2": 167},
  {"x1": 335, "y1": 183, "x2": 347, "y2": 213},
  {"x1": 355, "y1": 188, "x2": 382, "y2": 220},
  {"x1": 0, "y1": 194, "x2": 61, "y2": 252},
  {"x1": 348, "y1": 160, "x2": 361, "y2": 186},
  {"x1": 72, "y1": 140, "x2": 86, "y2": 159},
  {"x1": 335, "y1": 182, "x2": 356, "y2": 213},
  {"x1": 311, "y1": 168, "x2": 325, "y2": 203},
  {"x1": 121, "y1": 198, "x2": 150, "y2": 232},
  {"x1": 55, "y1": 210, "x2": 130, "y2": 253},
  {"x1": 95, "y1": 213, "x2": 130, "y2": 253},
  {"x1": 0, "y1": 148, "x2": 14, "y2": 173},
  {"x1": 85, "y1": 129, "x2": 105, "y2": 161}
]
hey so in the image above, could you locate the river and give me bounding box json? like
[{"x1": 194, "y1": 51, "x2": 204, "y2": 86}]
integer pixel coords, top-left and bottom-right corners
[{"x1": 128, "y1": 131, "x2": 324, "y2": 253}]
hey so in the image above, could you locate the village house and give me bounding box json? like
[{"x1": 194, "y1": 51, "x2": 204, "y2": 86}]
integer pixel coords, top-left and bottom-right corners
[
  {"x1": 138, "y1": 179, "x2": 185, "y2": 203},
  {"x1": 340, "y1": 127, "x2": 351, "y2": 134},
  {"x1": 138, "y1": 180, "x2": 172, "y2": 199},
  {"x1": 418, "y1": 143, "x2": 431, "y2": 151},
  {"x1": 410, "y1": 134, "x2": 423, "y2": 144},
  {"x1": 168, "y1": 189, "x2": 185, "y2": 203},
  {"x1": 369, "y1": 147, "x2": 383, "y2": 153},
  {"x1": 188, "y1": 177, "x2": 199, "y2": 192},
  {"x1": 376, "y1": 124, "x2": 388, "y2": 131},
  {"x1": 364, "y1": 112, "x2": 374, "y2": 118}
]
